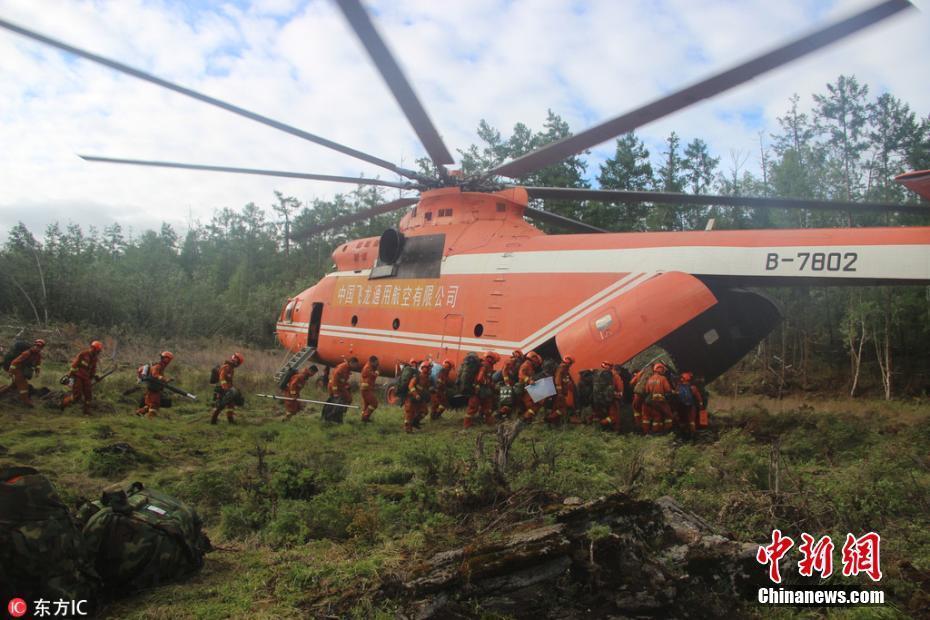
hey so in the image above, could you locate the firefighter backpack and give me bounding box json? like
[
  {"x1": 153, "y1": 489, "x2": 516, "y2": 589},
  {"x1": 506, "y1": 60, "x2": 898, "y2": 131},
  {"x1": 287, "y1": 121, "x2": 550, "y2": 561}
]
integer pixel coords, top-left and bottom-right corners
[
  {"x1": 677, "y1": 383, "x2": 695, "y2": 407},
  {"x1": 498, "y1": 384, "x2": 515, "y2": 407},
  {"x1": 576, "y1": 370, "x2": 594, "y2": 408},
  {"x1": 79, "y1": 482, "x2": 211, "y2": 594},
  {"x1": 456, "y1": 353, "x2": 481, "y2": 396},
  {"x1": 1, "y1": 340, "x2": 30, "y2": 372},
  {"x1": 0, "y1": 467, "x2": 100, "y2": 608},
  {"x1": 394, "y1": 364, "x2": 417, "y2": 400},
  {"x1": 592, "y1": 369, "x2": 614, "y2": 408}
]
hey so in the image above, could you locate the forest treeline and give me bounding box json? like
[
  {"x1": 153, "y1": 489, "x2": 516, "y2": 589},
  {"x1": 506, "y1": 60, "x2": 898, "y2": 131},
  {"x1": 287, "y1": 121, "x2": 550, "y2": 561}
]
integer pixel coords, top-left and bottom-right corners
[{"x1": 2, "y1": 76, "x2": 929, "y2": 397}]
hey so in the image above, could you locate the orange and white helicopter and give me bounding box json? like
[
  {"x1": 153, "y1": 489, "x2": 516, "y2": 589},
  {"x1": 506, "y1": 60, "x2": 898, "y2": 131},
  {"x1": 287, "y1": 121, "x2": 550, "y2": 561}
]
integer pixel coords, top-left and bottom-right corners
[{"x1": 3, "y1": 0, "x2": 928, "y2": 382}]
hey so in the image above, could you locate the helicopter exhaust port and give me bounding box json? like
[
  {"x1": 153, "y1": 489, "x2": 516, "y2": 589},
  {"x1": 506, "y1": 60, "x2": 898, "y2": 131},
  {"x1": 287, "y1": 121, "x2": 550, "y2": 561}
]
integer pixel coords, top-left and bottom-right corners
[{"x1": 379, "y1": 228, "x2": 404, "y2": 264}]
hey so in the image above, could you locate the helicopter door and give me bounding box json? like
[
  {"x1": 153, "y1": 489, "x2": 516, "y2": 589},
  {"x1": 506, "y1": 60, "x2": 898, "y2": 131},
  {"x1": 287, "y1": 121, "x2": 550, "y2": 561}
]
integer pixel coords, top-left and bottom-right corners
[
  {"x1": 308, "y1": 302, "x2": 324, "y2": 348},
  {"x1": 439, "y1": 314, "x2": 463, "y2": 365}
]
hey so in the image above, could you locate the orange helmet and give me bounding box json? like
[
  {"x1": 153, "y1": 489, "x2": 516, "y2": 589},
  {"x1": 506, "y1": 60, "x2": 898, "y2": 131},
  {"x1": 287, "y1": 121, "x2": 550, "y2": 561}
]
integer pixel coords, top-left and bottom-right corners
[
  {"x1": 653, "y1": 362, "x2": 667, "y2": 373},
  {"x1": 512, "y1": 349, "x2": 524, "y2": 358},
  {"x1": 443, "y1": 358, "x2": 454, "y2": 368},
  {"x1": 160, "y1": 350, "x2": 173, "y2": 360},
  {"x1": 562, "y1": 356, "x2": 574, "y2": 365},
  {"x1": 409, "y1": 358, "x2": 418, "y2": 365},
  {"x1": 231, "y1": 352, "x2": 245, "y2": 366},
  {"x1": 33, "y1": 339, "x2": 46, "y2": 348},
  {"x1": 601, "y1": 361, "x2": 613, "y2": 369},
  {"x1": 527, "y1": 351, "x2": 542, "y2": 365},
  {"x1": 419, "y1": 361, "x2": 432, "y2": 371},
  {"x1": 680, "y1": 371, "x2": 693, "y2": 382},
  {"x1": 90, "y1": 340, "x2": 104, "y2": 352}
]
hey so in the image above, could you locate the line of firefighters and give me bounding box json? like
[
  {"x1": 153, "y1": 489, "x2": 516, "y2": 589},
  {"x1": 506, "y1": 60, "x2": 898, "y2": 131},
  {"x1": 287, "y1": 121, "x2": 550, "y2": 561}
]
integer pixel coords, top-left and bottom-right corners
[
  {"x1": 3, "y1": 340, "x2": 710, "y2": 435},
  {"x1": 291, "y1": 349, "x2": 709, "y2": 435},
  {"x1": 0, "y1": 339, "x2": 246, "y2": 424}
]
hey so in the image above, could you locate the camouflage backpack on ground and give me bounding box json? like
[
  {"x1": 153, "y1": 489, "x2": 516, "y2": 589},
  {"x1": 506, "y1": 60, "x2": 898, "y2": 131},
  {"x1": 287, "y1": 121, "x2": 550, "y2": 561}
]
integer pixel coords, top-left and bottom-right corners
[
  {"x1": 0, "y1": 467, "x2": 99, "y2": 607},
  {"x1": 79, "y1": 482, "x2": 211, "y2": 593}
]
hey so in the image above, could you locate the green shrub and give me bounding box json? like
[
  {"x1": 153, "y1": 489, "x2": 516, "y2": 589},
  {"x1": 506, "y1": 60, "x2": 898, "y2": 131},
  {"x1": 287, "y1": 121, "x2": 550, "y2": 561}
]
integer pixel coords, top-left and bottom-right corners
[{"x1": 263, "y1": 500, "x2": 313, "y2": 548}]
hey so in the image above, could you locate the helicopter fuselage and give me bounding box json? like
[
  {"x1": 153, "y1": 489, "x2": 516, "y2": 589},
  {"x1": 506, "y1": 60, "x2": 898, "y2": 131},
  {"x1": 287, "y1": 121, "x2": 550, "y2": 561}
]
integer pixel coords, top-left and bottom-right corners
[{"x1": 276, "y1": 186, "x2": 930, "y2": 381}]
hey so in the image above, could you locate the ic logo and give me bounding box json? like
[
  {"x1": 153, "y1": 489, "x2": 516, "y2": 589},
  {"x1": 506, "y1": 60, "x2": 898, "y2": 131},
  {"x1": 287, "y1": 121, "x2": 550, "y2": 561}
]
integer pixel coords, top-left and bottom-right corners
[{"x1": 7, "y1": 598, "x2": 27, "y2": 618}]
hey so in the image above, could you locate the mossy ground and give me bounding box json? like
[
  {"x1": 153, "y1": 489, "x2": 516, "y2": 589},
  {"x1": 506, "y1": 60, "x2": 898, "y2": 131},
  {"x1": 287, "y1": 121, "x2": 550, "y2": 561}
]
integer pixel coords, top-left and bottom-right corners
[{"x1": 1, "y1": 360, "x2": 928, "y2": 618}]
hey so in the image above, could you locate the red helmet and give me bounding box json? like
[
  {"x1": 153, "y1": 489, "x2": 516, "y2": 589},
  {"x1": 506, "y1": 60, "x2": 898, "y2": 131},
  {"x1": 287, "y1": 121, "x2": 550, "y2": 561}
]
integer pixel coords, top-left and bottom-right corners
[
  {"x1": 33, "y1": 339, "x2": 46, "y2": 348},
  {"x1": 443, "y1": 359, "x2": 454, "y2": 368},
  {"x1": 512, "y1": 349, "x2": 524, "y2": 358},
  {"x1": 484, "y1": 351, "x2": 500, "y2": 363},
  {"x1": 680, "y1": 371, "x2": 693, "y2": 382},
  {"x1": 562, "y1": 356, "x2": 574, "y2": 365},
  {"x1": 419, "y1": 361, "x2": 432, "y2": 371},
  {"x1": 527, "y1": 351, "x2": 542, "y2": 365},
  {"x1": 160, "y1": 351, "x2": 174, "y2": 361},
  {"x1": 653, "y1": 363, "x2": 667, "y2": 373},
  {"x1": 90, "y1": 340, "x2": 104, "y2": 352},
  {"x1": 409, "y1": 358, "x2": 418, "y2": 365},
  {"x1": 231, "y1": 352, "x2": 245, "y2": 365}
]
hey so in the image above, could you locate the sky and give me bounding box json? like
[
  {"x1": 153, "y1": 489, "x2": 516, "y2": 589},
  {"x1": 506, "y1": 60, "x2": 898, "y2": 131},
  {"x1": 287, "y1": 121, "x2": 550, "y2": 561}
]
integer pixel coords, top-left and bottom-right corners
[{"x1": 1, "y1": 0, "x2": 928, "y2": 239}]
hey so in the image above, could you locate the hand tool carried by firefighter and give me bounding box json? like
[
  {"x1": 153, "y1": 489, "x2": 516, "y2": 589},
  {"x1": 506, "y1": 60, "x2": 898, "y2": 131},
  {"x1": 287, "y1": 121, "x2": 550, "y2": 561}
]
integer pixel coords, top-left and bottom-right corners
[
  {"x1": 256, "y1": 393, "x2": 359, "y2": 409},
  {"x1": 148, "y1": 378, "x2": 198, "y2": 401}
]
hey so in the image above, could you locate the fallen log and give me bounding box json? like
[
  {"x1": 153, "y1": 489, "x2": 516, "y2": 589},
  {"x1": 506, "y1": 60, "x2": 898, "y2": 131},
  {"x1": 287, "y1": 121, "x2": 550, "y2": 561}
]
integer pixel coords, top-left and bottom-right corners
[{"x1": 388, "y1": 492, "x2": 767, "y2": 619}]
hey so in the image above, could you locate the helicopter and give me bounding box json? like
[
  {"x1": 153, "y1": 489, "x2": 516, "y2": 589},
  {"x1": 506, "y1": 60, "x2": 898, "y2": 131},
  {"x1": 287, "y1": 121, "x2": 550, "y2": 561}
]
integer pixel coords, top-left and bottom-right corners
[{"x1": 2, "y1": 0, "x2": 929, "y2": 383}]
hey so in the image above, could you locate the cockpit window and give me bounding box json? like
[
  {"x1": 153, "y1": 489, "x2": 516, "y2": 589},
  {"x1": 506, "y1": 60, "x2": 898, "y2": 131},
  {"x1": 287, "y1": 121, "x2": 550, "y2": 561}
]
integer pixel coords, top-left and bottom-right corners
[{"x1": 283, "y1": 299, "x2": 296, "y2": 322}]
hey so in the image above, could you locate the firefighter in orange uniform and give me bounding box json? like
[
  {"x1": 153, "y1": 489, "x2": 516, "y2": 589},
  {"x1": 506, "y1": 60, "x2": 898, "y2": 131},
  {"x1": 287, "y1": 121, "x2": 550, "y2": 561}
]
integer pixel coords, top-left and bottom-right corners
[
  {"x1": 61, "y1": 340, "x2": 103, "y2": 415},
  {"x1": 677, "y1": 372, "x2": 703, "y2": 435},
  {"x1": 642, "y1": 362, "x2": 673, "y2": 434},
  {"x1": 328, "y1": 357, "x2": 359, "y2": 404},
  {"x1": 404, "y1": 361, "x2": 432, "y2": 433},
  {"x1": 0, "y1": 339, "x2": 45, "y2": 407},
  {"x1": 211, "y1": 352, "x2": 244, "y2": 424},
  {"x1": 137, "y1": 351, "x2": 173, "y2": 418},
  {"x1": 359, "y1": 356, "x2": 380, "y2": 422},
  {"x1": 283, "y1": 365, "x2": 318, "y2": 420},
  {"x1": 431, "y1": 359, "x2": 455, "y2": 420},
  {"x1": 597, "y1": 362, "x2": 625, "y2": 432},
  {"x1": 518, "y1": 351, "x2": 543, "y2": 422},
  {"x1": 464, "y1": 352, "x2": 498, "y2": 429},
  {"x1": 548, "y1": 356, "x2": 575, "y2": 424}
]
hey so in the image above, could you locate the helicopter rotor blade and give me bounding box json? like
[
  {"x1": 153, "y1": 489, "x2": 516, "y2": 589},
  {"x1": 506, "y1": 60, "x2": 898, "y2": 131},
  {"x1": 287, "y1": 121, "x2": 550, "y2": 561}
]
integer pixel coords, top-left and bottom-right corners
[
  {"x1": 335, "y1": 0, "x2": 454, "y2": 170},
  {"x1": 491, "y1": 0, "x2": 913, "y2": 179},
  {"x1": 79, "y1": 156, "x2": 418, "y2": 190},
  {"x1": 298, "y1": 197, "x2": 419, "y2": 237},
  {"x1": 0, "y1": 17, "x2": 424, "y2": 181},
  {"x1": 523, "y1": 186, "x2": 930, "y2": 216},
  {"x1": 523, "y1": 207, "x2": 607, "y2": 233}
]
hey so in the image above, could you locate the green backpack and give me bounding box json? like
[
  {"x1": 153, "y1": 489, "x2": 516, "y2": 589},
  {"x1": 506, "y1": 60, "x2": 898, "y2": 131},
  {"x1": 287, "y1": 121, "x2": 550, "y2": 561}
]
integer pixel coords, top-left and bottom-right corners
[
  {"x1": 395, "y1": 363, "x2": 418, "y2": 400},
  {"x1": 576, "y1": 370, "x2": 594, "y2": 408},
  {"x1": 456, "y1": 353, "x2": 481, "y2": 396},
  {"x1": 79, "y1": 482, "x2": 211, "y2": 593},
  {"x1": 0, "y1": 467, "x2": 99, "y2": 608},
  {"x1": 592, "y1": 369, "x2": 615, "y2": 408},
  {"x1": 2, "y1": 340, "x2": 30, "y2": 371}
]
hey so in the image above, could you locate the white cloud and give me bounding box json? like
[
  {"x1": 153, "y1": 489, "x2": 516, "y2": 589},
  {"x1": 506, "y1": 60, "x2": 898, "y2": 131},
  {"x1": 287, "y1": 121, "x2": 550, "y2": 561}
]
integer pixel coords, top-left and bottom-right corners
[{"x1": 0, "y1": 0, "x2": 927, "y2": 238}]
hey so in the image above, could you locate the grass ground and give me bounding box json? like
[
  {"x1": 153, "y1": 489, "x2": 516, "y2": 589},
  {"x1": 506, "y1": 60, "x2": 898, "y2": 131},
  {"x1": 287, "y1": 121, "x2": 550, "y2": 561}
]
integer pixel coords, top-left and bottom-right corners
[{"x1": 1, "y1": 358, "x2": 929, "y2": 618}]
